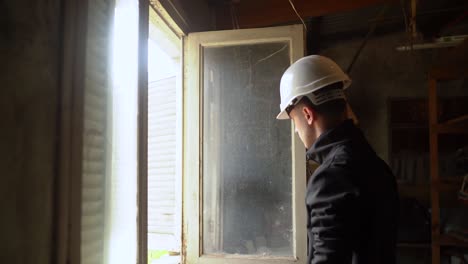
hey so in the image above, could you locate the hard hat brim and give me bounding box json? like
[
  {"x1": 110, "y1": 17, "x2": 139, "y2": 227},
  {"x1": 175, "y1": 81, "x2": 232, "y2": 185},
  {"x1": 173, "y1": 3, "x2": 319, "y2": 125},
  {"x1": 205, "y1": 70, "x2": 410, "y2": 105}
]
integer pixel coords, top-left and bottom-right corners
[{"x1": 276, "y1": 109, "x2": 290, "y2": 120}]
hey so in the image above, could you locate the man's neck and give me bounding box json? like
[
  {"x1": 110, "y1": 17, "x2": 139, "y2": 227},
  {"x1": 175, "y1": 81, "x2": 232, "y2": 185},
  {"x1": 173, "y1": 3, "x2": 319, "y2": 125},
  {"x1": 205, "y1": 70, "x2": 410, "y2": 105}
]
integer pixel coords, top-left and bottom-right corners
[{"x1": 314, "y1": 115, "x2": 347, "y2": 141}]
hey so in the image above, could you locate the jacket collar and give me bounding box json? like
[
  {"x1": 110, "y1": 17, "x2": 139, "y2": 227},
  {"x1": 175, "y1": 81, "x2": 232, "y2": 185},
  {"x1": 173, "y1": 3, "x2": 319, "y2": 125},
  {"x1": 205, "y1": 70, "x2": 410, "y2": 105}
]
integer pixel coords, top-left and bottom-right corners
[{"x1": 306, "y1": 119, "x2": 357, "y2": 164}]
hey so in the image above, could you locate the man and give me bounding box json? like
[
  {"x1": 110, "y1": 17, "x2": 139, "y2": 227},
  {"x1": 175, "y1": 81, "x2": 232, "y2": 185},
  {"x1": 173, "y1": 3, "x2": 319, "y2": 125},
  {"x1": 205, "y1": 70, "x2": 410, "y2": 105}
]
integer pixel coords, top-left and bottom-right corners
[{"x1": 277, "y1": 55, "x2": 398, "y2": 264}]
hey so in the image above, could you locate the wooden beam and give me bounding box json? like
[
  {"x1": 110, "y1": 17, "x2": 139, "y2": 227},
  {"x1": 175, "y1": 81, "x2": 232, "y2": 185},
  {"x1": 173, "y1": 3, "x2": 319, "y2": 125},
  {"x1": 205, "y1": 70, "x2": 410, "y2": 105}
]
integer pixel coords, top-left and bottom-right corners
[{"x1": 215, "y1": 0, "x2": 396, "y2": 30}]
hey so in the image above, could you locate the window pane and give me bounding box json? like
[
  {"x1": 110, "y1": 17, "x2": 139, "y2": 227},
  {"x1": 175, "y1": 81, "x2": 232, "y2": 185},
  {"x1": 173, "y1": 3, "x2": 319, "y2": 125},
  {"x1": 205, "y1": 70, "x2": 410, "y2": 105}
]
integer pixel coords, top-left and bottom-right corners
[
  {"x1": 202, "y1": 43, "x2": 293, "y2": 256},
  {"x1": 147, "y1": 8, "x2": 183, "y2": 261}
]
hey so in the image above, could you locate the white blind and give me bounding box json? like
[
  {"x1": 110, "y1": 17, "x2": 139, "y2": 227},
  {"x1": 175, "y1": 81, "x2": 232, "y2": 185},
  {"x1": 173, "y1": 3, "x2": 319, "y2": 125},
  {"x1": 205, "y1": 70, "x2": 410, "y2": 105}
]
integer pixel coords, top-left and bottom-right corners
[
  {"x1": 81, "y1": 0, "x2": 112, "y2": 263},
  {"x1": 105, "y1": 0, "x2": 139, "y2": 263},
  {"x1": 148, "y1": 77, "x2": 177, "y2": 236}
]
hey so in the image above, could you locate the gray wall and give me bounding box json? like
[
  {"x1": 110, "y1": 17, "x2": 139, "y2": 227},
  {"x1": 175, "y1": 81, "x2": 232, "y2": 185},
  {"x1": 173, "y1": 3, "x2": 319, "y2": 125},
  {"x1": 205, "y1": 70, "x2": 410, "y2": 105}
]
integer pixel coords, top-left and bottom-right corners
[
  {"x1": 321, "y1": 32, "x2": 468, "y2": 163},
  {"x1": 0, "y1": 0, "x2": 61, "y2": 263}
]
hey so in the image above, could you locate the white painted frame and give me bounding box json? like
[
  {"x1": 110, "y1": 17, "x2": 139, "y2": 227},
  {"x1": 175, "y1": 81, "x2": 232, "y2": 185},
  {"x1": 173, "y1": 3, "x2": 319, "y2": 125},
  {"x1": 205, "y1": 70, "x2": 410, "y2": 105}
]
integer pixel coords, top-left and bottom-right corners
[{"x1": 183, "y1": 24, "x2": 306, "y2": 264}]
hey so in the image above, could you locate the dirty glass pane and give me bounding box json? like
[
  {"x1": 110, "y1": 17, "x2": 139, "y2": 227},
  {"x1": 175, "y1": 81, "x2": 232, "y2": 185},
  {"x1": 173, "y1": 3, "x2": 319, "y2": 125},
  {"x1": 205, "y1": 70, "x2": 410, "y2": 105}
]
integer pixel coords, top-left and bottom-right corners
[{"x1": 202, "y1": 42, "x2": 293, "y2": 256}]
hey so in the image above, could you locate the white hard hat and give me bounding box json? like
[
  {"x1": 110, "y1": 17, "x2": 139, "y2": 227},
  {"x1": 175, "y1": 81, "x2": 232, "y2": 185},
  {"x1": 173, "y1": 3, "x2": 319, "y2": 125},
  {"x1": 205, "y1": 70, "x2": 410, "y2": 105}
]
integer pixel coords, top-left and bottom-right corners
[{"x1": 276, "y1": 55, "x2": 351, "y2": 120}]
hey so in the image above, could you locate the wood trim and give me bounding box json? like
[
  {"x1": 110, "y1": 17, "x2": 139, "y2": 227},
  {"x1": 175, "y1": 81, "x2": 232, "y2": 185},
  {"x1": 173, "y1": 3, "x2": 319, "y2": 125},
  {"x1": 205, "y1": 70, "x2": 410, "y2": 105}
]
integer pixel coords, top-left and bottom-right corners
[
  {"x1": 175, "y1": 37, "x2": 185, "y2": 257},
  {"x1": 428, "y1": 78, "x2": 440, "y2": 264},
  {"x1": 54, "y1": 0, "x2": 77, "y2": 262},
  {"x1": 386, "y1": 97, "x2": 392, "y2": 164},
  {"x1": 150, "y1": 0, "x2": 185, "y2": 37},
  {"x1": 151, "y1": 0, "x2": 191, "y2": 33},
  {"x1": 69, "y1": 0, "x2": 89, "y2": 261},
  {"x1": 138, "y1": 0, "x2": 149, "y2": 263},
  {"x1": 54, "y1": 0, "x2": 89, "y2": 263},
  {"x1": 182, "y1": 32, "x2": 200, "y2": 263},
  {"x1": 290, "y1": 25, "x2": 307, "y2": 263}
]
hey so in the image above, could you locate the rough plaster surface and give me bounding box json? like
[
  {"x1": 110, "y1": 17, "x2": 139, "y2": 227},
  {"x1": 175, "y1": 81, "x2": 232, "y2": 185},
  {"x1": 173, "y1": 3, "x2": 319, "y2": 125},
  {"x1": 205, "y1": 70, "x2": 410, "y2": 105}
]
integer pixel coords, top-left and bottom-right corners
[
  {"x1": 0, "y1": 0, "x2": 60, "y2": 263},
  {"x1": 321, "y1": 32, "x2": 468, "y2": 163}
]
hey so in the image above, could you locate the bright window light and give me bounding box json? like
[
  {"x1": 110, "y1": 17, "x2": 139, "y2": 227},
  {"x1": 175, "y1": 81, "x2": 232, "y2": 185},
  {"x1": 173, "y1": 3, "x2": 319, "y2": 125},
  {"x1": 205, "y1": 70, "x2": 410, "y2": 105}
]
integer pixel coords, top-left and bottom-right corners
[
  {"x1": 105, "y1": 0, "x2": 139, "y2": 263},
  {"x1": 148, "y1": 39, "x2": 176, "y2": 81}
]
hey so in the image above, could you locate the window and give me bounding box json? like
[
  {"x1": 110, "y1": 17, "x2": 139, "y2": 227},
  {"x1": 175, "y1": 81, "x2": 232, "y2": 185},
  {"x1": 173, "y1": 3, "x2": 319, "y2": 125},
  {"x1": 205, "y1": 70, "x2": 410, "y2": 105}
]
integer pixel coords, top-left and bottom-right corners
[
  {"x1": 183, "y1": 25, "x2": 307, "y2": 264},
  {"x1": 63, "y1": 1, "x2": 306, "y2": 264},
  {"x1": 147, "y1": 6, "x2": 183, "y2": 264}
]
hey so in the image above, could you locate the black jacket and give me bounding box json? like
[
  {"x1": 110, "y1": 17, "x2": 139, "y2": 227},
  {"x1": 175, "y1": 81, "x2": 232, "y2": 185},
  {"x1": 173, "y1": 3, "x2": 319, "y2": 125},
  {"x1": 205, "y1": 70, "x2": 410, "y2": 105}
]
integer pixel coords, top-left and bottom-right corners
[{"x1": 306, "y1": 119, "x2": 398, "y2": 264}]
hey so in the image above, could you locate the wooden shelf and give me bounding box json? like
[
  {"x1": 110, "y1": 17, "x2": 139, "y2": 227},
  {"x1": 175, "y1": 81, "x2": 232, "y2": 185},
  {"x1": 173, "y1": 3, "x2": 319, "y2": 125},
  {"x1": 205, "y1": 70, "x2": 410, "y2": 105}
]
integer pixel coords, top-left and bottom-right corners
[
  {"x1": 440, "y1": 177, "x2": 465, "y2": 184},
  {"x1": 391, "y1": 124, "x2": 428, "y2": 129},
  {"x1": 439, "y1": 234, "x2": 468, "y2": 248},
  {"x1": 398, "y1": 183, "x2": 430, "y2": 199},
  {"x1": 458, "y1": 198, "x2": 468, "y2": 206},
  {"x1": 431, "y1": 124, "x2": 468, "y2": 134},
  {"x1": 445, "y1": 114, "x2": 468, "y2": 125},
  {"x1": 397, "y1": 243, "x2": 431, "y2": 249},
  {"x1": 398, "y1": 182, "x2": 430, "y2": 188},
  {"x1": 436, "y1": 180, "x2": 463, "y2": 192},
  {"x1": 427, "y1": 39, "x2": 468, "y2": 264}
]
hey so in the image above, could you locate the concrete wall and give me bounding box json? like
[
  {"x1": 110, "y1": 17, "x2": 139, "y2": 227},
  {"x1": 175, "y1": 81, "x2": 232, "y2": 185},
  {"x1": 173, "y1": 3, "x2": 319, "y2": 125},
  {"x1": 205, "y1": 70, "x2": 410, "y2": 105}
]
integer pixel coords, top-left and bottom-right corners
[
  {"x1": 321, "y1": 32, "x2": 468, "y2": 163},
  {"x1": 0, "y1": 0, "x2": 61, "y2": 263}
]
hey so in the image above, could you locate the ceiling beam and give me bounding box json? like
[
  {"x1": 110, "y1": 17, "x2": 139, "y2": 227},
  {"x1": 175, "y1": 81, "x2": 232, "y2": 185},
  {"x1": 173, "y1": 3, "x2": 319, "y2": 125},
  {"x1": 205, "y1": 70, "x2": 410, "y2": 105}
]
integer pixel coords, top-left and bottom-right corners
[{"x1": 215, "y1": 0, "x2": 397, "y2": 30}]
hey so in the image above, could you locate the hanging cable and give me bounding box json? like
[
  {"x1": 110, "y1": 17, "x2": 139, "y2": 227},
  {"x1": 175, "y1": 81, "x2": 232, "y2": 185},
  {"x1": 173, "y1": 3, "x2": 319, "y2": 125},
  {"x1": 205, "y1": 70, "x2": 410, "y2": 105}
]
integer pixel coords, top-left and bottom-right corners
[
  {"x1": 230, "y1": 3, "x2": 236, "y2": 29},
  {"x1": 233, "y1": 3, "x2": 240, "y2": 29},
  {"x1": 399, "y1": 0, "x2": 414, "y2": 53},
  {"x1": 230, "y1": 2, "x2": 240, "y2": 29},
  {"x1": 400, "y1": 0, "x2": 409, "y2": 34},
  {"x1": 288, "y1": 0, "x2": 307, "y2": 31},
  {"x1": 346, "y1": 4, "x2": 389, "y2": 73}
]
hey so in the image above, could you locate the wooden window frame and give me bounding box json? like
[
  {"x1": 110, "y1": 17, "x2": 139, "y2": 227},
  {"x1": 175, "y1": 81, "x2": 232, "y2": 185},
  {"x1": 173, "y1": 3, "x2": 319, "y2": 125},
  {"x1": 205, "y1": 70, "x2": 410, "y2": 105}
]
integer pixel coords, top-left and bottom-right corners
[{"x1": 182, "y1": 25, "x2": 307, "y2": 264}]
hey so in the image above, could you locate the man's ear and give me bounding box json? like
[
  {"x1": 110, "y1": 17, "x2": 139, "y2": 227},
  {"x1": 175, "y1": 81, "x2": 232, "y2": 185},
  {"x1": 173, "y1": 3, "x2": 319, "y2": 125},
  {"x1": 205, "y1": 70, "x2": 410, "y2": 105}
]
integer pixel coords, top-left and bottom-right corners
[{"x1": 302, "y1": 106, "x2": 315, "y2": 125}]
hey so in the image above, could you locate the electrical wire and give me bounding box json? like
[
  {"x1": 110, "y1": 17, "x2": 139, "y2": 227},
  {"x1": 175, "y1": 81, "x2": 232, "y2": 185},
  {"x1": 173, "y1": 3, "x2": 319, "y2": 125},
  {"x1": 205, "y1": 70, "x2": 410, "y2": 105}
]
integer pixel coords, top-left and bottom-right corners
[
  {"x1": 346, "y1": 4, "x2": 389, "y2": 73},
  {"x1": 400, "y1": 0, "x2": 409, "y2": 34},
  {"x1": 230, "y1": 2, "x2": 240, "y2": 29},
  {"x1": 288, "y1": 0, "x2": 307, "y2": 31},
  {"x1": 230, "y1": 4, "x2": 236, "y2": 29},
  {"x1": 399, "y1": 0, "x2": 414, "y2": 52},
  {"x1": 234, "y1": 4, "x2": 240, "y2": 29}
]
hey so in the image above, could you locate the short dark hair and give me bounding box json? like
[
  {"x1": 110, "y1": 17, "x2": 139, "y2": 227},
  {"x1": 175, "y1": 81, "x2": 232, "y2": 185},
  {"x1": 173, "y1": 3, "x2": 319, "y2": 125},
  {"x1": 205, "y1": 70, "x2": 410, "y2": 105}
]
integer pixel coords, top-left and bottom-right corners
[{"x1": 298, "y1": 82, "x2": 347, "y2": 118}]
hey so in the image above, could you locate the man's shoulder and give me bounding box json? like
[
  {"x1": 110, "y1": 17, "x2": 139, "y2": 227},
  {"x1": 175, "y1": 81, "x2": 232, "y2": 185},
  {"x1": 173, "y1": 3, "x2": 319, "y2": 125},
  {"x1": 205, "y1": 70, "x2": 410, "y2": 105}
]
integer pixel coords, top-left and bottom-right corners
[
  {"x1": 328, "y1": 143, "x2": 356, "y2": 168},
  {"x1": 330, "y1": 138, "x2": 382, "y2": 166},
  {"x1": 308, "y1": 149, "x2": 355, "y2": 190}
]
